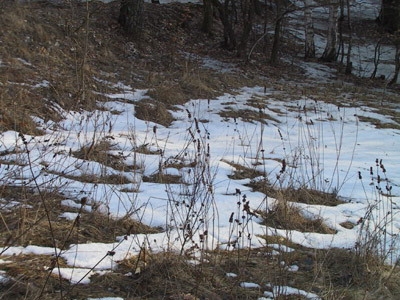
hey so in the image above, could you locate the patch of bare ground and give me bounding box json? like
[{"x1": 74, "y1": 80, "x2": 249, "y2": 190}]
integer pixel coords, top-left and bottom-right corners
[
  {"x1": 222, "y1": 159, "x2": 265, "y2": 180},
  {"x1": 0, "y1": 186, "x2": 158, "y2": 249},
  {"x1": 314, "y1": 248, "x2": 400, "y2": 299},
  {"x1": 1, "y1": 0, "x2": 398, "y2": 133},
  {"x1": 142, "y1": 172, "x2": 182, "y2": 184},
  {"x1": 0, "y1": 185, "x2": 161, "y2": 299},
  {"x1": 356, "y1": 115, "x2": 400, "y2": 130},
  {"x1": 247, "y1": 178, "x2": 340, "y2": 234},
  {"x1": 2, "y1": 245, "x2": 399, "y2": 300},
  {"x1": 258, "y1": 200, "x2": 336, "y2": 234},
  {"x1": 73, "y1": 140, "x2": 138, "y2": 172},
  {"x1": 134, "y1": 98, "x2": 176, "y2": 127},
  {"x1": 248, "y1": 178, "x2": 345, "y2": 206},
  {"x1": 0, "y1": 0, "x2": 264, "y2": 134},
  {"x1": 0, "y1": 254, "x2": 69, "y2": 300},
  {"x1": 219, "y1": 106, "x2": 279, "y2": 124},
  {"x1": 47, "y1": 169, "x2": 133, "y2": 185}
]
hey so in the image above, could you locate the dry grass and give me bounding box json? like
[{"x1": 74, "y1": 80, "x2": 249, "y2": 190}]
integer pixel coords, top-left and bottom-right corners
[
  {"x1": 73, "y1": 140, "x2": 138, "y2": 172},
  {"x1": 142, "y1": 173, "x2": 182, "y2": 184},
  {"x1": 0, "y1": 254, "x2": 69, "y2": 300},
  {"x1": 2, "y1": 246, "x2": 399, "y2": 300},
  {"x1": 116, "y1": 253, "x2": 228, "y2": 299},
  {"x1": 248, "y1": 178, "x2": 345, "y2": 206},
  {"x1": 219, "y1": 107, "x2": 279, "y2": 124},
  {"x1": 222, "y1": 159, "x2": 265, "y2": 180},
  {"x1": 357, "y1": 115, "x2": 400, "y2": 130},
  {"x1": 134, "y1": 99, "x2": 175, "y2": 127},
  {"x1": 258, "y1": 200, "x2": 336, "y2": 234},
  {"x1": 0, "y1": 84, "x2": 47, "y2": 135},
  {"x1": 0, "y1": 186, "x2": 158, "y2": 249},
  {"x1": 314, "y1": 248, "x2": 400, "y2": 299},
  {"x1": 0, "y1": 0, "x2": 268, "y2": 135},
  {"x1": 1, "y1": 1, "x2": 398, "y2": 134},
  {"x1": 47, "y1": 170, "x2": 133, "y2": 185}
]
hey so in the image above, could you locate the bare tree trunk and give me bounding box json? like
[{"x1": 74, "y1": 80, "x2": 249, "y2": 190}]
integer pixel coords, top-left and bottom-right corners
[
  {"x1": 270, "y1": 17, "x2": 283, "y2": 64},
  {"x1": 344, "y1": 0, "x2": 352, "y2": 74},
  {"x1": 379, "y1": 0, "x2": 400, "y2": 33},
  {"x1": 304, "y1": 0, "x2": 315, "y2": 58},
  {"x1": 370, "y1": 38, "x2": 383, "y2": 79},
  {"x1": 237, "y1": 0, "x2": 256, "y2": 57},
  {"x1": 321, "y1": 0, "x2": 339, "y2": 62},
  {"x1": 389, "y1": 41, "x2": 400, "y2": 85},
  {"x1": 211, "y1": 0, "x2": 237, "y2": 49},
  {"x1": 338, "y1": 0, "x2": 345, "y2": 63},
  {"x1": 119, "y1": 0, "x2": 144, "y2": 38},
  {"x1": 202, "y1": 0, "x2": 214, "y2": 34},
  {"x1": 270, "y1": 0, "x2": 284, "y2": 64}
]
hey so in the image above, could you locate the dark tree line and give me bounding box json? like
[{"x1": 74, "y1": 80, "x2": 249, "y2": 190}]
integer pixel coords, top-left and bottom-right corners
[
  {"x1": 118, "y1": 0, "x2": 400, "y2": 82},
  {"x1": 379, "y1": 0, "x2": 400, "y2": 34}
]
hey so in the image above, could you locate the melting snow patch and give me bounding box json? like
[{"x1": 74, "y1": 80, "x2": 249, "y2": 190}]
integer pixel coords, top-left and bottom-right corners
[
  {"x1": 0, "y1": 271, "x2": 9, "y2": 284},
  {"x1": 103, "y1": 89, "x2": 149, "y2": 102},
  {"x1": 33, "y1": 80, "x2": 50, "y2": 88},
  {"x1": 86, "y1": 297, "x2": 124, "y2": 300},
  {"x1": 264, "y1": 284, "x2": 321, "y2": 299},
  {"x1": 60, "y1": 212, "x2": 80, "y2": 220},
  {"x1": 269, "y1": 244, "x2": 295, "y2": 253},
  {"x1": 287, "y1": 265, "x2": 299, "y2": 272},
  {"x1": 55, "y1": 268, "x2": 111, "y2": 285},
  {"x1": 0, "y1": 245, "x2": 59, "y2": 256},
  {"x1": 240, "y1": 282, "x2": 261, "y2": 288}
]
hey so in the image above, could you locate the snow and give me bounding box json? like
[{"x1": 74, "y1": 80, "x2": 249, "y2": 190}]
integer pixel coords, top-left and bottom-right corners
[
  {"x1": 1, "y1": 0, "x2": 399, "y2": 298},
  {"x1": 263, "y1": 284, "x2": 321, "y2": 299},
  {"x1": 287, "y1": 264, "x2": 299, "y2": 272},
  {"x1": 0, "y1": 245, "x2": 59, "y2": 256},
  {"x1": 240, "y1": 282, "x2": 261, "y2": 288},
  {"x1": 0, "y1": 271, "x2": 9, "y2": 284},
  {"x1": 1, "y1": 82, "x2": 398, "y2": 294},
  {"x1": 55, "y1": 268, "x2": 96, "y2": 284},
  {"x1": 87, "y1": 298, "x2": 124, "y2": 300},
  {"x1": 60, "y1": 212, "x2": 80, "y2": 220}
]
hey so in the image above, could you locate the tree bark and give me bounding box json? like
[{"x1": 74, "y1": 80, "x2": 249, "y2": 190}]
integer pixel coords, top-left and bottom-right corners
[
  {"x1": 270, "y1": 17, "x2": 283, "y2": 64},
  {"x1": 202, "y1": 0, "x2": 214, "y2": 34},
  {"x1": 270, "y1": 0, "x2": 285, "y2": 64},
  {"x1": 379, "y1": 0, "x2": 400, "y2": 34},
  {"x1": 344, "y1": 0, "x2": 352, "y2": 74},
  {"x1": 304, "y1": 0, "x2": 315, "y2": 58},
  {"x1": 211, "y1": 0, "x2": 237, "y2": 49},
  {"x1": 321, "y1": 0, "x2": 339, "y2": 62},
  {"x1": 237, "y1": 0, "x2": 256, "y2": 57},
  {"x1": 389, "y1": 41, "x2": 400, "y2": 85},
  {"x1": 119, "y1": 0, "x2": 144, "y2": 38}
]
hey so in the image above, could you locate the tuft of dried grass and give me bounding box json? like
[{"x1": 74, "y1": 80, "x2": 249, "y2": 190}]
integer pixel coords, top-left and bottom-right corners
[
  {"x1": 73, "y1": 140, "x2": 138, "y2": 172},
  {"x1": 219, "y1": 107, "x2": 278, "y2": 124},
  {"x1": 314, "y1": 248, "x2": 400, "y2": 299},
  {"x1": 142, "y1": 173, "x2": 182, "y2": 184},
  {"x1": 135, "y1": 99, "x2": 175, "y2": 127},
  {"x1": 248, "y1": 179, "x2": 344, "y2": 206},
  {"x1": 222, "y1": 159, "x2": 265, "y2": 180},
  {"x1": 116, "y1": 252, "x2": 228, "y2": 299},
  {"x1": 0, "y1": 85, "x2": 46, "y2": 135},
  {"x1": 258, "y1": 200, "x2": 336, "y2": 234}
]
